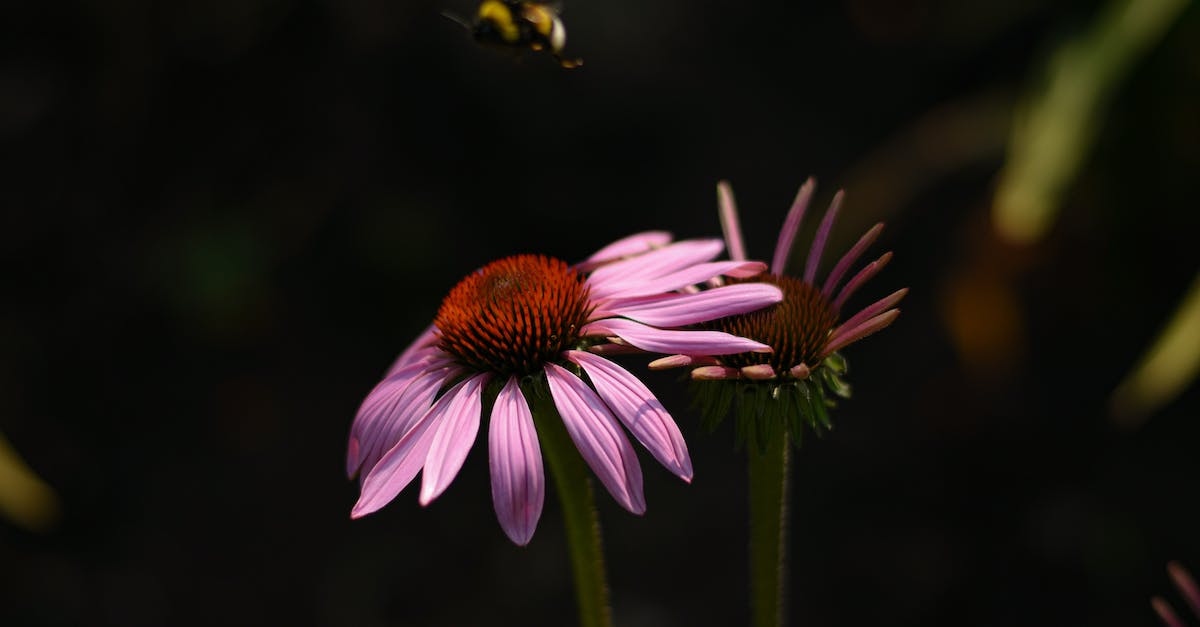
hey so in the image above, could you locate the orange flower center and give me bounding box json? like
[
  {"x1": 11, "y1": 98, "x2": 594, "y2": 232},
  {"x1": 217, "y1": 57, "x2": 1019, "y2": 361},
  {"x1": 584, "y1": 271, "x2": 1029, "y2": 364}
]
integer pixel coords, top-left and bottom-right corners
[
  {"x1": 435, "y1": 254, "x2": 591, "y2": 376},
  {"x1": 705, "y1": 275, "x2": 838, "y2": 373}
]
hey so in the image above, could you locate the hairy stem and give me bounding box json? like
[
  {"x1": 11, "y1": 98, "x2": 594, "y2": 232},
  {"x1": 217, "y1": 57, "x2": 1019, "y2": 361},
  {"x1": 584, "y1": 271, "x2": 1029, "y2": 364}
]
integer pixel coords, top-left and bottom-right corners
[
  {"x1": 534, "y1": 398, "x2": 613, "y2": 627},
  {"x1": 748, "y1": 419, "x2": 790, "y2": 627}
]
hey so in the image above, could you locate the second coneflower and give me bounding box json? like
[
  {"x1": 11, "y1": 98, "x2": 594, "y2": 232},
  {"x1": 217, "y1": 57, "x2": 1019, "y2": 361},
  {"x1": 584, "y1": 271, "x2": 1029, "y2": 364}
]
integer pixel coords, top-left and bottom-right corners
[
  {"x1": 652, "y1": 178, "x2": 907, "y2": 444},
  {"x1": 653, "y1": 178, "x2": 905, "y2": 627}
]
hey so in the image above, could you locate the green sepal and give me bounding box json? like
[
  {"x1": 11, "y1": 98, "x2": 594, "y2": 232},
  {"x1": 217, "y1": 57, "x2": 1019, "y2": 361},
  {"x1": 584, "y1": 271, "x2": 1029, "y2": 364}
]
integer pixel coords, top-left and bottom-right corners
[{"x1": 689, "y1": 351, "x2": 855, "y2": 451}]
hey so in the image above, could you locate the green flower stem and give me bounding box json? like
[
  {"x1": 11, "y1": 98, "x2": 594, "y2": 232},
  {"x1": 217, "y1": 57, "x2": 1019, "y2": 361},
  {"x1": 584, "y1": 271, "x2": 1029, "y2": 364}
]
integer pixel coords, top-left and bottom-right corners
[
  {"x1": 533, "y1": 397, "x2": 613, "y2": 627},
  {"x1": 748, "y1": 418, "x2": 790, "y2": 627}
]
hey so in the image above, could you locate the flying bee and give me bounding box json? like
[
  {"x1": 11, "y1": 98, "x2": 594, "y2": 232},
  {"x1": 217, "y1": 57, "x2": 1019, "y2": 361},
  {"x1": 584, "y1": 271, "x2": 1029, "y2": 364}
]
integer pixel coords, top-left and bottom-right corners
[{"x1": 446, "y1": 1, "x2": 583, "y2": 69}]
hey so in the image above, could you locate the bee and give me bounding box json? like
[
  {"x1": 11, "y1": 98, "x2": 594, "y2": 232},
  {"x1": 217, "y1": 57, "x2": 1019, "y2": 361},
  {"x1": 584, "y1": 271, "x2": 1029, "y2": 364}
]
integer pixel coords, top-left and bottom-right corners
[{"x1": 447, "y1": 1, "x2": 583, "y2": 69}]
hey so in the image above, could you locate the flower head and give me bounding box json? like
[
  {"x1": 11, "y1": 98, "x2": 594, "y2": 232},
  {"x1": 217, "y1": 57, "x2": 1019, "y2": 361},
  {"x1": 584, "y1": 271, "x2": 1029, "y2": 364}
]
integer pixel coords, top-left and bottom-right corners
[
  {"x1": 653, "y1": 179, "x2": 906, "y2": 444},
  {"x1": 346, "y1": 232, "x2": 782, "y2": 544}
]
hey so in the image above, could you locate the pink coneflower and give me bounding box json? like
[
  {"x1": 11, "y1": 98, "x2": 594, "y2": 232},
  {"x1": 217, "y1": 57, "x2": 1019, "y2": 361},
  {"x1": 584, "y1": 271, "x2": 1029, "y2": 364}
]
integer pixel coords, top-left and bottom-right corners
[
  {"x1": 346, "y1": 233, "x2": 783, "y2": 545},
  {"x1": 653, "y1": 179, "x2": 906, "y2": 440}
]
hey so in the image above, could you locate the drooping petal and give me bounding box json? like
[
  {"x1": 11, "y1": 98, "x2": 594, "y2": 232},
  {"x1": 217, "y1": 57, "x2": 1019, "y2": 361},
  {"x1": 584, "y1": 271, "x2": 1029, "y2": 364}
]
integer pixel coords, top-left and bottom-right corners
[
  {"x1": 351, "y1": 374, "x2": 483, "y2": 518},
  {"x1": 822, "y1": 223, "x2": 884, "y2": 298},
  {"x1": 717, "y1": 181, "x2": 747, "y2": 262},
  {"x1": 386, "y1": 325, "x2": 440, "y2": 376},
  {"x1": 833, "y1": 252, "x2": 893, "y2": 311},
  {"x1": 488, "y1": 377, "x2": 544, "y2": 545},
  {"x1": 591, "y1": 260, "x2": 767, "y2": 300},
  {"x1": 581, "y1": 318, "x2": 772, "y2": 356},
  {"x1": 771, "y1": 178, "x2": 815, "y2": 275},
  {"x1": 592, "y1": 283, "x2": 783, "y2": 328},
  {"x1": 419, "y1": 373, "x2": 491, "y2": 506},
  {"x1": 566, "y1": 351, "x2": 692, "y2": 482},
  {"x1": 804, "y1": 190, "x2": 844, "y2": 284},
  {"x1": 820, "y1": 309, "x2": 901, "y2": 358},
  {"x1": 544, "y1": 363, "x2": 646, "y2": 514},
  {"x1": 582, "y1": 231, "x2": 673, "y2": 268},
  {"x1": 586, "y1": 343, "x2": 645, "y2": 356},
  {"x1": 587, "y1": 239, "x2": 724, "y2": 299},
  {"x1": 831, "y1": 288, "x2": 908, "y2": 344},
  {"x1": 347, "y1": 359, "x2": 457, "y2": 478}
]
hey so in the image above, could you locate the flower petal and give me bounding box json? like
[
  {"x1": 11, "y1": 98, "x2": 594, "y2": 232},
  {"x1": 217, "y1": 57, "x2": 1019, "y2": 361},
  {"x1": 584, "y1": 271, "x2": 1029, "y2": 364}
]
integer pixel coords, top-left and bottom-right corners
[
  {"x1": 717, "y1": 181, "x2": 747, "y2": 262},
  {"x1": 566, "y1": 351, "x2": 692, "y2": 481},
  {"x1": 820, "y1": 309, "x2": 901, "y2": 358},
  {"x1": 691, "y1": 366, "x2": 741, "y2": 380},
  {"x1": 581, "y1": 318, "x2": 771, "y2": 356},
  {"x1": 592, "y1": 260, "x2": 768, "y2": 300},
  {"x1": 822, "y1": 223, "x2": 883, "y2": 298},
  {"x1": 387, "y1": 325, "x2": 440, "y2": 376},
  {"x1": 489, "y1": 377, "x2": 544, "y2": 545},
  {"x1": 348, "y1": 359, "x2": 457, "y2": 478},
  {"x1": 587, "y1": 239, "x2": 724, "y2": 299},
  {"x1": 593, "y1": 283, "x2": 782, "y2": 328},
  {"x1": 833, "y1": 252, "x2": 892, "y2": 311},
  {"x1": 772, "y1": 178, "x2": 815, "y2": 275},
  {"x1": 582, "y1": 231, "x2": 673, "y2": 267},
  {"x1": 544, "y1": 363, "x2": 646, "y2": 514},
  {"x1": 831, "y1": 288, "x2": 908, "y2": 344},
  {"x1": 647, "y1": 354, "x2": 720, "y2": 370},
  {"x1": 804, "y1": 190, "x2": 844, "y2": 284},
  {"x1": 351, "y1": 374, "x2": 483, "y2": 518},
  {"x1": 419, "y1": 373, "x2": 491, "y2": 506}
]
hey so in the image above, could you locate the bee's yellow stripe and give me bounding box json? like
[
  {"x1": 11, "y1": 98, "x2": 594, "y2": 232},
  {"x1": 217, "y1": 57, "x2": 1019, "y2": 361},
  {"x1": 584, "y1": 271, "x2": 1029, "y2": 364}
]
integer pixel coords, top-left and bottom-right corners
[{"x1": 478, "y1": 1, "x2": 520, "y2": 43}]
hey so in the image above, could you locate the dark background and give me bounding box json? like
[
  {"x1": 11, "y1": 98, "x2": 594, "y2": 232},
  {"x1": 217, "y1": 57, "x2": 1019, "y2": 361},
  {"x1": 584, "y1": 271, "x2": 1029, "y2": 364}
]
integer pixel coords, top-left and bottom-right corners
[{"x1": 3, "y1": 0, "x2": 1199, "y2": 625}]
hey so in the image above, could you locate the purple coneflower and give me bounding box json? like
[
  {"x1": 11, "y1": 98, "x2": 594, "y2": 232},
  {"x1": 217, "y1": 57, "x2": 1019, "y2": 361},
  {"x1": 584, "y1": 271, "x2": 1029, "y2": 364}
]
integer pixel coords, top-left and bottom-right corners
[
  {"x1": 346, "y1": 232, "x2": 782, "y2": 545},
  {"x1": 652, "y1": 179, "x2": 906, "y2": 442}
]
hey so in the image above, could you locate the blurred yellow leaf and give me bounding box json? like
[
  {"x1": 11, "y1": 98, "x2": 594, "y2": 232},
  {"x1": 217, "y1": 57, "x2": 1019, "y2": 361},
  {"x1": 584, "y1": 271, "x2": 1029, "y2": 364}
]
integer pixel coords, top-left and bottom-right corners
[
  {"x1": 1111, "y1": 271, "x2": 1200, "y2": 426},
  {"x1": 993, "y1": 0, "x2": 1190, "y2": 243},
  {"x1": 0, "y1": 432, "x2": 60, "y2": 532}
]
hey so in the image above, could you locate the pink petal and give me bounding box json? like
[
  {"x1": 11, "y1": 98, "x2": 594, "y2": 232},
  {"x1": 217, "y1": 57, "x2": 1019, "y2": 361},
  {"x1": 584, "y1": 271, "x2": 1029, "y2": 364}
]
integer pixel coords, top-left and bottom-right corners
[
  {"x1": 488, "y1": 377, "x2": 544, "y2": 545},
  {"x1": 830, "y1": 288, "x2": 909, "y2": 346},
  {"x1": 584, "y1": 231, "x2": 672, "y2": 266},
  {"x1": 740, "y1": 365, "x2": 777, "y2": 380},
  {"x1": 581, "y1": 318, "x2": 771, "y2": 356},
  {"x1": 691, "y1": 366, "x2": 741, "y2": 380},
  {"x1": 820, "y1": 309, "x2": 900, "y2": 358},
  {"x1": 351, "y1": 374, "x2": 484, "y2": 518},
  {"x1": 772, "y1": 178, "x2": 815, "y2": 275},
  {"x1": 386, "y1": 325, "x2": 440, "y2": 377},
  {"x1": 804, "y1": 190, "x2": 844, "y2": 284},
  {"x1": 592, "y1": 260, "x2": 768, "y2": 300},
  {"x1": 566, "y1": 351, "x2": 692, "y2": 481},
  {"x1": 822, "y1": 223, "x2": 884, "y2": 298},
  {"x1": 1168, "y1": 562, "x2": 1200, "y2": 618},
  {"x1": 648, "y1": 354, "x2": 720, "y2": 370},
  {"x1": 587, "y1": 239, "x2": 724, "y2": 299},
  {"x1": 419, "y1": 373, "x2": 491, "y2": 506},
  {"x1": 1152, "y1": 598, "x2": 1186, "y2": 627},
  {"x1": 586, "y1": 343, "x2": 645, "y2": 356},
  {"x1": 544, "y1": 363, "x2": 646, "y2": 514},
  {"x1": 347, "y1": 359, "x2": 457, "y2": 478},
  {"x1": 593, "y1": 283, "x2": 782, "y2": 328},
  {"x1": 833, "y1": 252, "x2": 892, "y2": 311},
  {"x1": 717, "y1": 181, "x2": 747, "y2": 262}
]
